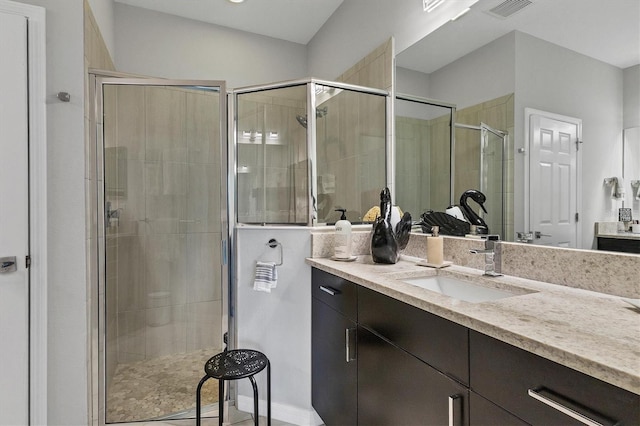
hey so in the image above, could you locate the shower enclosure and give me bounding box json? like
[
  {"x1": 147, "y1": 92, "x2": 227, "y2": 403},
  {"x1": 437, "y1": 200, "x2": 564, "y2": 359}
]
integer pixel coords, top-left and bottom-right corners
[
  {"x1": 234, "y1": 79, "x2": 389, "y2": 226},
  {"x1": 454, "y1": 123, "x2": 507, "y2": 238},
  {"x1": 394, "y1": 94, "x2": 507, "y2": 238},
  {"x1": 90, "y1": 74, "x2": 228, "y2": 423},
  {"x1": 394, "y1": 94, "x2": 455, "y2": 216}
]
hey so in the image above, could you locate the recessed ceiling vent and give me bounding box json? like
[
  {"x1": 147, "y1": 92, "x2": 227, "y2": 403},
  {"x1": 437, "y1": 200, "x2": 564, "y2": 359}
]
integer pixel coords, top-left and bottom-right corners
[{"x1": 485, "y1": 0, "x2": 533, "y2": 19}]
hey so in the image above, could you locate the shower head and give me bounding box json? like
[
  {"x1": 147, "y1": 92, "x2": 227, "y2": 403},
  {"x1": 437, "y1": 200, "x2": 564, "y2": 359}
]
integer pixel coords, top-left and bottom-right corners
[
  {"x1": 316, "y1": 106, "x2": 328, "y2": 118},
  {"x1": 295, "y1": 106, "x2": 328, "y2": 129},
  {"x1": 296, "y1": 114, "x2": 308, "y2": 129}
]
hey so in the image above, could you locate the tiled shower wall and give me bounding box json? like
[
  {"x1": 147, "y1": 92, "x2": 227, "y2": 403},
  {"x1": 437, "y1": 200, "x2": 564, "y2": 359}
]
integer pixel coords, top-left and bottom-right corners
[
  {"x1": 395, "y1": 112, "x2": 451, "y2": 215},
  {"x1": 236, "y1": 88, "x2": 309, "y2": 224},
  {"x1": 455, "y1": 93, "x2": 515, "y2": 241}
]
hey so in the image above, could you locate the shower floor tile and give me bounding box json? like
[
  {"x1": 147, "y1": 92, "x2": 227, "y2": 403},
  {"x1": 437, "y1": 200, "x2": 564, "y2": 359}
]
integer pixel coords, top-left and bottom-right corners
[{"x1": 107, "y1": 347, "x2": 221, "y2": 423}]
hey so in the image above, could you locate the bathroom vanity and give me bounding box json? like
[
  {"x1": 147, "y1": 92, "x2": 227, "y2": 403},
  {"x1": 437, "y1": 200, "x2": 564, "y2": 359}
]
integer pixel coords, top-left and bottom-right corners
[{"x1": 307, "y1": 257, "x2": 640, "y2": 425}]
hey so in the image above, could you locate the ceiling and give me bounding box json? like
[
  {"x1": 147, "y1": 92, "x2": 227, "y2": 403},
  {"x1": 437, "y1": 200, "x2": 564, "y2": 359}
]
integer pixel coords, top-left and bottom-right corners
[
  {"x1": 114, "y1": 0, "x2": 344, "y2": 45},
  {"x1": 115, "y1": 0, "x2": 639, "y2": 72},
  {"x1": 397, "y1": 0, "x2": 640, "y2": 74}
]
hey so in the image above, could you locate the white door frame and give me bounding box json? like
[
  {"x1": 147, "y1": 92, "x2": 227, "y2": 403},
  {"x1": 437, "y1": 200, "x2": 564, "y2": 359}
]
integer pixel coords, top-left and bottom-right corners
[
  {"x1": 524, "y1": 107, "x2": 582, "y2": 246},
  {"x1": 0, "y1": 1, "x2": 47, "y2": 424}
]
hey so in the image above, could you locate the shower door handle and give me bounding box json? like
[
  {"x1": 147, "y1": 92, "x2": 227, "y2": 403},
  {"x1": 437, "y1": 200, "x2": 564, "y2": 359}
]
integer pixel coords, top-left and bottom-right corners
[{"x1": 0, "y1": 256, "x2": 17, "y2": 273}]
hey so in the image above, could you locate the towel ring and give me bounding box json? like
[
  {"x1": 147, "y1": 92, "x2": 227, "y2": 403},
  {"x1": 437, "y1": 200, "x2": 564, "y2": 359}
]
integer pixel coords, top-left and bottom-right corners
[{"x1": 266, "y1": 239, "x2": 283, "y2": 266}]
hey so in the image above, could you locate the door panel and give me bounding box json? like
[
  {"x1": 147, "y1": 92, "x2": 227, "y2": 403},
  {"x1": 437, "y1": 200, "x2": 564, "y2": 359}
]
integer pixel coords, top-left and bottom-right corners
[
  {"x1": 97, "y1": 79, "x2": 227, "y2": 423},
  {"x1": 529, "y1": 113, "x2": 579, "y2": 248},
  {"x1": 0, "y1": 11, "x2": 29, "y2": 425}
]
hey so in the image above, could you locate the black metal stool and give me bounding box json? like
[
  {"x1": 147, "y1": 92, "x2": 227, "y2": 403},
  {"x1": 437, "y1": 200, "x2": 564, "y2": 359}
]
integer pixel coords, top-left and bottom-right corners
[{"x1": 196, "y1": 349, "x2": 271, "y2": 426}]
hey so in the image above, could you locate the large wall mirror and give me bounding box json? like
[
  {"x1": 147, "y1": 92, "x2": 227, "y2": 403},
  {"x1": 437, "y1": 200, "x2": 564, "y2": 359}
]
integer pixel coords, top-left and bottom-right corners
[{"x1": 395, "y1": 0, "x2": 640, "y2": 250}]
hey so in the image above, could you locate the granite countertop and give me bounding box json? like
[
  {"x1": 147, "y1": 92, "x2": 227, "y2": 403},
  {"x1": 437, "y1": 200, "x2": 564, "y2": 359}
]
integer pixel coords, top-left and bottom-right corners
[
  {"x1": 596, "y1": 231, "x2": 640, "y2": 240},
  {"x1": 306, "y1": 255, "x2": 640, "y2": 395}
]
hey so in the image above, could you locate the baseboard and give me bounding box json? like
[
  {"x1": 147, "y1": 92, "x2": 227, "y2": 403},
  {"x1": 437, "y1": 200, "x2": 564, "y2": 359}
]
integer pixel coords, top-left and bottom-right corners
[{"x1": 237, "y1": 395, "x2": 323, "y2": 426}]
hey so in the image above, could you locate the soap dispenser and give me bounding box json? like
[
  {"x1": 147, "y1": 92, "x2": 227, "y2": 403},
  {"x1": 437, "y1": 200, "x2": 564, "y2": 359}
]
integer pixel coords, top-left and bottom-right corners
[
  {"x1": 334, "y1": 208, "x2": 352, "y2": 259},
  {"x1": 427, "y1": 226, "x2": 444, "y2": 266}
]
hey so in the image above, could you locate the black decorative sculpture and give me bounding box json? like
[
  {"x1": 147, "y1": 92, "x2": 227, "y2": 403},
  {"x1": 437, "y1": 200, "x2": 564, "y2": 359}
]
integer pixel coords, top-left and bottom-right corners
[
  {"x1": 371, "y1": 188, "x2": 412, "y2": 264},
  {"x1": 420, "y1": 210, "x2": 470, "y2": 236},
  {"x1": 459, "y1": 189, "x2": 489, "y2": 234}
]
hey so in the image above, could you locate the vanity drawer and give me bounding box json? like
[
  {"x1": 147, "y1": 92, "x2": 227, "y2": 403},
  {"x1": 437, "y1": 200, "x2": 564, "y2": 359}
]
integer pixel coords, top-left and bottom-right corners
[
  {"x1": 311, "y1": 268, "x2": 357, "y2": 320},
  {"x1": 358, "y1": 285, "x2": 469, "y2": 385},
  {"x1": 470, "y1": 331, "x2": 640, "y2": 425}
]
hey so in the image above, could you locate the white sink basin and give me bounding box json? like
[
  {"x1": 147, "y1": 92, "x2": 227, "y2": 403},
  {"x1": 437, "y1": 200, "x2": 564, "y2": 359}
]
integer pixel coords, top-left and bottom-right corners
[{"x1": 401, "y1": 275, "x2": 521, "y2": 303}]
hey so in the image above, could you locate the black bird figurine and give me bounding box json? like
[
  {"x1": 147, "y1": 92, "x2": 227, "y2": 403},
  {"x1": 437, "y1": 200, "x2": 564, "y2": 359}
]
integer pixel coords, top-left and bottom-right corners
[
  {"x1": 459, "y1": 189, "x2": 489, "y2": 234},
  {"x1": 371, "y1": 188, "x2": 411, "y2": 264}
]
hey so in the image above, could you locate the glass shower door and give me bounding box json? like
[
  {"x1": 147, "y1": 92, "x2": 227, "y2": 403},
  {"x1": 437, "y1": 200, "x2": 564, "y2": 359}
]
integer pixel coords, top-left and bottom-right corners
[{"x1": 97, "y1": 78, "x2": 227, "y2": 423}]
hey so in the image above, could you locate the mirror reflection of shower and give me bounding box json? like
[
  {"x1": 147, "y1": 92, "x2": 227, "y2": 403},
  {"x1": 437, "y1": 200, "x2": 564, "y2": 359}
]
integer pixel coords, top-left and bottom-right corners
[{"x1": 295, "y1": 106, "x2": 328, "y2": 128}]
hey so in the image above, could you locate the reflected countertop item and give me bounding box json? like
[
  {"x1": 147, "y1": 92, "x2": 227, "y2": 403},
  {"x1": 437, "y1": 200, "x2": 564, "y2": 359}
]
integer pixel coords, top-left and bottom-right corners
[{"x1": 306, "y1": 255, "x2": 640, "y2": 395}]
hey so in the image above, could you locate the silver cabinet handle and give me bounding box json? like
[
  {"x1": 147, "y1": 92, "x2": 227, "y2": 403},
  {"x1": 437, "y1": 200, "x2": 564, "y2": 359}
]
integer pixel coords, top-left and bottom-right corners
[
  {"x1": 528, "y1": 388, "x2": 616, "y2": 426},
  {"x1": 319, "y1": 285, "x2": 339, "y2": 296},
  {"x1": 345, "y1": 328, "x2": 356, "y2": 363},
  {"x1": 448, "y1": 394, "x2": 462, "y2": 426}
]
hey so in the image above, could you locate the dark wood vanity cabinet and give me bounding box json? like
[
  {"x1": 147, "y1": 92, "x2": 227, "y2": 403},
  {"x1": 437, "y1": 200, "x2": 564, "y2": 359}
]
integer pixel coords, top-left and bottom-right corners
[
  {"x1": 311, "y1": 268, "x2": 640, "y2": 426},
  {"x1": 358, "y1": 326, "x2": 469, "y2": 425},
  {"x1": 311, "y1": 269, "x2": 357, "y2": 426},
  {"x1": 311, "y1": 268, "x2": 469, "y2": 425},
  {"x1": 470, "y1": 331, "x2": 640, "y2": 425}
]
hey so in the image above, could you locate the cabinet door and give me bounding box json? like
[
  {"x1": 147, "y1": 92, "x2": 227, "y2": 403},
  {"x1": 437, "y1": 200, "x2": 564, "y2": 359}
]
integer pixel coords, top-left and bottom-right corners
[
  {"x1": 470, "y1": 331, "x2": 640, "y2": 425},
  {"x1": 358, "y1": 327, "x2": 469, "y2": 426},
  {"x1": 470, "y1": 392, "x2": 528, "y2": 425},
  {"x1": 358, "y1": 285, "x2": 469, "y2": 385},
  {"x1": 312, "y1": 298, "x2": 357, "y2": 426}
]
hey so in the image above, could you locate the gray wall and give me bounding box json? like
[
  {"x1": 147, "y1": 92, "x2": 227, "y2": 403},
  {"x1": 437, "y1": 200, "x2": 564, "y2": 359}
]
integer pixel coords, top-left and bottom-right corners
[
  {"x1": 307, "y1": 0, "x2": 479, "y2": 80},
  {"x1": 114, "y1": 3, "x2": 308, "y2": 87},
  {"x1": 427, "y1": 31, "x2": 516, "y2": 109},
  {"x1": 513, "y1": 31, "x2": 624, "y2": 249},
  {"x1": 623, "y1": 65, "x2": 640, "y2": 129},
  {"x1": 16, "y1": 0, "x2": 88, "y2": 424},
  {"x1": 398, "y1": 31, "x2": 628, "y2": 249}
]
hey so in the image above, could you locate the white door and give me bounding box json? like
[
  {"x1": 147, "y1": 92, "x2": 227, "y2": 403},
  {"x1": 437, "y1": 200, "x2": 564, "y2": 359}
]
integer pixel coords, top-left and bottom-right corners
[
  {"x1": 0, "y1": 10, "x2": 30, "y2": 425},
  {"x1": 527, "y1": 111, "x2": 581, "y2": 247}
]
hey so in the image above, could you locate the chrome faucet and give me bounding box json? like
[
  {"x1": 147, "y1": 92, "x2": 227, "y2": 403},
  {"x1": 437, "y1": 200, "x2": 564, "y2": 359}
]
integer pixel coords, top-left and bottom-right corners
[{"x1": 469, "y1": 235, "x2": 503, "y2": 277}]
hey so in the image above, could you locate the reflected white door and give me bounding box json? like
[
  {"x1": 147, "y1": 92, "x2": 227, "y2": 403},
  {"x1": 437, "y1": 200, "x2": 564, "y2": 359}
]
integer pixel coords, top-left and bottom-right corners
[
  {"x1": 0, "y1": 10, "x2": 29, "y2": 425},
  {"x1": 528, "y1": 111, "x2": 581, "y2": 247}
]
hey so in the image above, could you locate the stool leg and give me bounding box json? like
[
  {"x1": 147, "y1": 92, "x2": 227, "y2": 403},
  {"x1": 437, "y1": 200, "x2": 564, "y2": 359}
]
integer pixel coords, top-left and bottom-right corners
[
  {"x1": 248, "y1": 375, "x2": 259, "y2": 426},
  {"x1": 267, "y1": 361, "x2": 271, "y2": 426},
  {"x1": 219, "y1": 379, "x2": 224, "y2": 426},
  {"x1": 196, "y1": 376, "x2": 210, "y2": 426}
]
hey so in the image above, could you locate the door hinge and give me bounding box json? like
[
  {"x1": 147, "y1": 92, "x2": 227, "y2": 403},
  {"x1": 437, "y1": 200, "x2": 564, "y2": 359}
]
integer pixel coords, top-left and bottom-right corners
[
  {"x1": 575, "y1": 212, "x2": 579, "y2": 222},
  {"x1": 25, "y1": 255, "x2": 31, "y2": 268},
  {"x1": 575, "y1": 139, "x2": 583, "y2": 150}
]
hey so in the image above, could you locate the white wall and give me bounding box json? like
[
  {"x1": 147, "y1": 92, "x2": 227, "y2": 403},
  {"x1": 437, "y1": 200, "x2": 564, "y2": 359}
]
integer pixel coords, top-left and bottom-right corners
[
  {"x1": 87, "y1": 0, "x2": 115, "y2": 58},
  {"x1": 235, "y1": 227, "x2": 317, "y2": 425},
  {"x1": 114, "y1": 3, "x2": 307, "y2": 87},
  {"x1": 514, "y1": 31, "x2": 624, "y2": 249},
  {"x1": 623, "y1": 65, "x2": 640, "y2": 129},
  {"x1": 15, "y1": 0, "x2": 88, "y2": 424}
]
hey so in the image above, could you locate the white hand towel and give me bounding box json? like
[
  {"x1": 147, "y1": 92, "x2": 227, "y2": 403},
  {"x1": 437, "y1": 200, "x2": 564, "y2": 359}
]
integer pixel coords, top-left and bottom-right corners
[
  {"x1": 614, "y1": 177, "x2": 625, "y2": 198},
  {"x1": 253, "y1": 261, "x2": 278, "y2": 293}
]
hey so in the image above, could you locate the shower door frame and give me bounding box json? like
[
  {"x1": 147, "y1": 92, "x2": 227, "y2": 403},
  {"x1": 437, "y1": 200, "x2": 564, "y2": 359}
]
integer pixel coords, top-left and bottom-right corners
[
  {"x1": 89, "y1": 71, "x2": 230, "y2": 425},
  {"x1": 453, "y1": 122, "x2": 508, "y2": 238}
]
